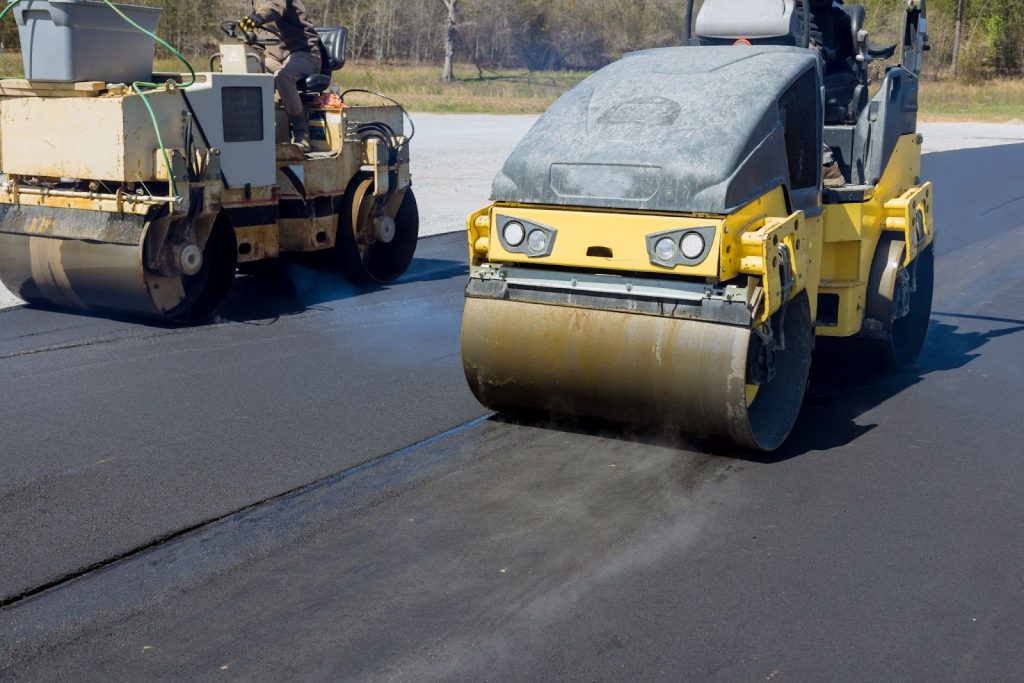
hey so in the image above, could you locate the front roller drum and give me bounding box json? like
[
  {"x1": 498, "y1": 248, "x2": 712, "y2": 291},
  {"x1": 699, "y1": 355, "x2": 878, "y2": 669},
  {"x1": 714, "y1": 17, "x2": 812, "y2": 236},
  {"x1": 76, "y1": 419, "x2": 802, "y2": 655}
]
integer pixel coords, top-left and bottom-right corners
[
  {"x1": 462, "y1": 294, "x2": 813, "y2": 451},
  {"x1": 0, "y1": 214, "x2": 236, "y2": 323}
]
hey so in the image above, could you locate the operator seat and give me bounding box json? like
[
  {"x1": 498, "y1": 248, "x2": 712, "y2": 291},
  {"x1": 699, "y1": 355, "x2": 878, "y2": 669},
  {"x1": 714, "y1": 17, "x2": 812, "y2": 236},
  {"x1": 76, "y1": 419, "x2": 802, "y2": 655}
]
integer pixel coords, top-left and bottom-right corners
[
  {"x1": 300, "y1": 27, "x2": 348, "y2": 96},
  {"x1": 811, "y1": 0, "x2": 859, "y2": 124},
  {"x1": 693, "y1": 0, "x2": 893, "y2": 125},
  {"x1": 694, "y1": 0, "x2": 808, "y2": 47}
]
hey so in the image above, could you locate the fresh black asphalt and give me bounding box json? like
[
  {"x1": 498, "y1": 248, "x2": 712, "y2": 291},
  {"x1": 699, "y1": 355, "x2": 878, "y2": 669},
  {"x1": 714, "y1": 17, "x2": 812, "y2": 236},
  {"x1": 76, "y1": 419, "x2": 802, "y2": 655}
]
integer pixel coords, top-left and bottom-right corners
[{"x1": 1, "y1": 144, "x2": 1023, "y2": 680}]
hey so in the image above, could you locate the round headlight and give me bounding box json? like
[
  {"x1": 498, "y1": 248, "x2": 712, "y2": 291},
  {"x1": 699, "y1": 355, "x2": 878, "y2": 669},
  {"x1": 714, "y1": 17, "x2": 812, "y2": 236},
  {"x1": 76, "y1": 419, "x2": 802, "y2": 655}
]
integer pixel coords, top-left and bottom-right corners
[
  {"x1": 528, "y1": 230, "x2": 549, "y2": 253},
  {"x1": 503, "y1": 221, "x2": 526, "y2": 247},
  {"x1": 655, "y1": 237, "x2": 678, "y2": 262},
  {"x1": 680, "y1": 232, "x2": 706, "y2": 260}
]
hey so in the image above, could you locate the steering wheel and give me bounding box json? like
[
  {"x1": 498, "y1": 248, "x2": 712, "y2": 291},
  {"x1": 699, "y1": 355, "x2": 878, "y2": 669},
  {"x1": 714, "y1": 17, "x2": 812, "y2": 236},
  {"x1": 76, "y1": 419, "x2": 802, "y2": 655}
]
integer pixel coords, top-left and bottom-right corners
[{"x1": 220, "y1": 20, "x2": 258, "y2": 46}]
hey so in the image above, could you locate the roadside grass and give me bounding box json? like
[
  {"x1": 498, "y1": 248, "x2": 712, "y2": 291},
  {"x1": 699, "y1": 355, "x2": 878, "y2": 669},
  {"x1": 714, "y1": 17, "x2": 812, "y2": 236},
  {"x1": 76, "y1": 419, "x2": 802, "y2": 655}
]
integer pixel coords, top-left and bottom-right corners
[
  {"x1": 1, "y1": 53, "x2": 1019, "y2": 121},
  {"x1": 332, "y1": 63, "x2": 589, "y2": 114},
  {"x1": 918, "y1": 78, "x2": 1024, "y2": 121}
]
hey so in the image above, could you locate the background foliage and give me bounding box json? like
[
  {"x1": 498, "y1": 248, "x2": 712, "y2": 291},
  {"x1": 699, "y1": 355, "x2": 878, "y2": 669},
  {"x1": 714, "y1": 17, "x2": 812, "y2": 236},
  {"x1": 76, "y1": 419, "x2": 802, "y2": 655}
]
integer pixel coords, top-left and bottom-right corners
[{"x1": 0, "y1": 0, "x2": 1019, "y2": 80}]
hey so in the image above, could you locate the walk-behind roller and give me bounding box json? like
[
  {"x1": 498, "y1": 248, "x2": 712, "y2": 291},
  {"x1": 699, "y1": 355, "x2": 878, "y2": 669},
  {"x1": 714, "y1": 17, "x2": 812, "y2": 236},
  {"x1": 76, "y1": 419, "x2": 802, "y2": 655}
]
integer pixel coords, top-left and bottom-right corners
[
  {"x1": 0, "y1": 6, "x2": 417, "y2": 323},
  {"x1": 462, "y1": 0, "x2": 934, "y2": 451}
]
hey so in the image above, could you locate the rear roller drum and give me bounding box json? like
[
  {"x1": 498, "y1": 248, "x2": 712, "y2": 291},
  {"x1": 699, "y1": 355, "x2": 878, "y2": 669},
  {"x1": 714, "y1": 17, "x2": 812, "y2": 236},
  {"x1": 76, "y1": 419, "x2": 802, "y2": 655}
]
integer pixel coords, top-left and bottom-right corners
[
  {"x1": 335, "y1": 173, "x2": 419, "y2": 284},
  {"x1": 462, "y1": 292, "x2": 814, "y2": 451},
  {"x1": 866, "y1": 237, "x2": 934, "y2": 370}
]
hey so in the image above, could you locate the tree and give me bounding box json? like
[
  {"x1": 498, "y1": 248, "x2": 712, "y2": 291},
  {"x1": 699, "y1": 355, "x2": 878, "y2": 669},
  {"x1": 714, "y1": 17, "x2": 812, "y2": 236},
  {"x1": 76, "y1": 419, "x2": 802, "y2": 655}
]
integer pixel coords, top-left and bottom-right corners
[
  {"x1": 442, "y1": 0, "x2": 458, "y2": 82},
  {"x1": 951, "y1": 0, "x2": 966, "y2": 78}
]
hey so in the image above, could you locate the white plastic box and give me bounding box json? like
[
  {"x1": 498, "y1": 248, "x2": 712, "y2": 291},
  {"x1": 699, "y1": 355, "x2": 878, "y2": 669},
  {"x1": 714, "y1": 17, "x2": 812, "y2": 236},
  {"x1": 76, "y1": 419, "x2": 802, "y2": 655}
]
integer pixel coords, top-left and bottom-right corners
[{"x1": 14, "y1": 0, "x2": 162, "y2": 83}]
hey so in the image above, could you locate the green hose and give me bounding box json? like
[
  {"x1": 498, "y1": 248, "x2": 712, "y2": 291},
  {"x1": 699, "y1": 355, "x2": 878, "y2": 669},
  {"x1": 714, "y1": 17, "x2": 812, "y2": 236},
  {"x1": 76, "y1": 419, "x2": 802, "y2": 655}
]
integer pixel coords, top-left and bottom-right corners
[
  {"x1": 1, "y1": 0, "x2": 200, "y2": 198},
  {"x1": 97, "y1": 0, "x2": 197, "y2": 198}
]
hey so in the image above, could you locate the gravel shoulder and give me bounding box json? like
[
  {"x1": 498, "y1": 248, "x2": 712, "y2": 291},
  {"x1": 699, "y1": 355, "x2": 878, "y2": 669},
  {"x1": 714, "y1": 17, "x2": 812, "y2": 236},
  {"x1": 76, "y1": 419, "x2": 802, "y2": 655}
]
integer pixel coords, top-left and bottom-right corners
[{"x1": 1, "y1": 118, "x2": 1020, "y2": 311}]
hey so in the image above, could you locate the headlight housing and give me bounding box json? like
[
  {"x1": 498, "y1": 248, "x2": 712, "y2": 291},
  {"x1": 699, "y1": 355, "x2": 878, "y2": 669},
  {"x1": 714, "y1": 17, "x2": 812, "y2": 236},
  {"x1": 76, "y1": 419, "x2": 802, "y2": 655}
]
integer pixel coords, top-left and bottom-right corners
[
  {"x1": 646, "y1": 226, "x2": 716, "y2": 268},
  {"x1": 496, "y1": 215, "x2": 557, "y2": 258}
]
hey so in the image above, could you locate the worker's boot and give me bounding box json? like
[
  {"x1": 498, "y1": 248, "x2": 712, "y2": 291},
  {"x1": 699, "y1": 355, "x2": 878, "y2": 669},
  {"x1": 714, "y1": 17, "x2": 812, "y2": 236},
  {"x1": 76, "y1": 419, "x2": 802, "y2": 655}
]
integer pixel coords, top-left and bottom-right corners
[
  {"x1": 823, "y1": 160, "x2": 846, "y2": 188},
  {"x1": 289, "y1": 114, "x2": 311, "y2": 153}
]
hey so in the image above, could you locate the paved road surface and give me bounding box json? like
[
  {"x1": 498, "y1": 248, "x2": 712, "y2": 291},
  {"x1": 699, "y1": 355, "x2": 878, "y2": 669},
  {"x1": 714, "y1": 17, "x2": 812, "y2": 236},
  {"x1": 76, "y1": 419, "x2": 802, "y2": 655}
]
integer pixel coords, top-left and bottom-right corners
[{"x1": 1, "y1": 131, "x2": 1023, "y2": 680}]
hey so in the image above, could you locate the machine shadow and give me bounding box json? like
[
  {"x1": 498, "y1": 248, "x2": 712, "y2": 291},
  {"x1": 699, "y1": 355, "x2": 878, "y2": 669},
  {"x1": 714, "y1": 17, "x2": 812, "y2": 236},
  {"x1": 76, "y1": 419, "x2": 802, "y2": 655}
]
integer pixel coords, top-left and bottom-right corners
[
  {"x1": 495, "y1": 312, "x2": 1024, "y2": 463},
  {"x1": 215, "y1": 256, "x2": 467, "y2": 323},
  {"x1": 765, "y1": 313, "x2": 1024, "y2": 461}
]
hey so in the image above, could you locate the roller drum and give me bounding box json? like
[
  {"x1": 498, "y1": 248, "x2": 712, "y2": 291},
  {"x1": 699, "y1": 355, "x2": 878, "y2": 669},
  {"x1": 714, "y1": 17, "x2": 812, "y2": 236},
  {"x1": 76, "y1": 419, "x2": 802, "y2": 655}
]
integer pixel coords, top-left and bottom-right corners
[
  {"x1": 0, "y1": 210, "x2": 236, "y2": 323},
  {"x1": 462, "y1": 295, "x2": 812, "y2": 451}
]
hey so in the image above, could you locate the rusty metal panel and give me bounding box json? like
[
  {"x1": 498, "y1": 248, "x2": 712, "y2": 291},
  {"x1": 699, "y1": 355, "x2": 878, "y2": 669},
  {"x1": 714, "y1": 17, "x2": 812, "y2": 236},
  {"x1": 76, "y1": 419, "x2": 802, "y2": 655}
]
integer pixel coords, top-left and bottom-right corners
[{"x1": 0, "y1": 204, "x2": 147, "y2": 245}]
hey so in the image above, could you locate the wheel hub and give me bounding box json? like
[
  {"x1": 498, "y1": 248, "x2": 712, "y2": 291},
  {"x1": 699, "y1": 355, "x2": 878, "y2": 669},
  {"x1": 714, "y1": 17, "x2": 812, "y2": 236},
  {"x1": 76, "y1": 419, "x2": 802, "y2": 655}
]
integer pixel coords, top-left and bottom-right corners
[
  {"x1": 375, "y1": 216, "x2": 397, "y2": 244},
  {"x1": 177, "y1": 243, "x2": 204, "y2": 277}
]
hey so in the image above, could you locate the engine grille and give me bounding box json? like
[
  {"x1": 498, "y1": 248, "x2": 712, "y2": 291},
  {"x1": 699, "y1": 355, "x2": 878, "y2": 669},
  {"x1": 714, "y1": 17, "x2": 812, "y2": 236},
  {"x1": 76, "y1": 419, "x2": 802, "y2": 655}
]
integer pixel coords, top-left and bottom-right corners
[
  {"x1": 779, "y1": 69, "x2": 820, "y2": 190},
  {"x1": 221, "y1": 87, "x2": 265, "y2": 143}
]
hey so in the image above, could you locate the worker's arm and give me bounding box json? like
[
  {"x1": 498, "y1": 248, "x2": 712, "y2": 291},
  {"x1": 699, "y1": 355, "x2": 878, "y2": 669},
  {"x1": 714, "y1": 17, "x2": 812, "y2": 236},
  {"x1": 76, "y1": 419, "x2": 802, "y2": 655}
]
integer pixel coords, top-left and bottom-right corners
[
  {"x1": 252, "y1": 0, "x2": 288, "y2": 22},
  {"x1": 240, "y1": 0, "x2": 287, "y2": 31}
]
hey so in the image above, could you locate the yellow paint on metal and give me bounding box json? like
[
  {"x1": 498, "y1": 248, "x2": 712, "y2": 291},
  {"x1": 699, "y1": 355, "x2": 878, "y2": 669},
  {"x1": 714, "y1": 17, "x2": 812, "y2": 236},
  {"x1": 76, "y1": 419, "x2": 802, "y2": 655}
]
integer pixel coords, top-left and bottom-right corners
[
  {"x1": 468, "y1": 185, "x2": 822, "y2": 322},
  {"x1": 818, "y1": 133, "x2": 931, "y2": 336},
  {"x1": 481, "y1": 204, "x2": 727, "y2": 278}
]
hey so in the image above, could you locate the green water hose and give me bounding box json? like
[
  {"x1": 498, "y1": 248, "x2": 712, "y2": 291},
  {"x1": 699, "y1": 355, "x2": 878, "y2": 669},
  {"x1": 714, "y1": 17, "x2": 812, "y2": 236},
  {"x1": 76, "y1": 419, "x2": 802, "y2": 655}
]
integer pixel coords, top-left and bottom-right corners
[{"x1": 1, "y1": 0, "x2": 199, "y2": 198}]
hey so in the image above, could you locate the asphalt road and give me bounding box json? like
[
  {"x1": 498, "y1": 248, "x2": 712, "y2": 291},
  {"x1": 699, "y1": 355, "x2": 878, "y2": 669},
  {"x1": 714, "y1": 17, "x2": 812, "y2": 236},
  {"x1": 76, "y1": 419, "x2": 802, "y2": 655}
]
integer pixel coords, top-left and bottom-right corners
[{"x1": 1, "y1": 138, "x2": 1023, "y2": 680}]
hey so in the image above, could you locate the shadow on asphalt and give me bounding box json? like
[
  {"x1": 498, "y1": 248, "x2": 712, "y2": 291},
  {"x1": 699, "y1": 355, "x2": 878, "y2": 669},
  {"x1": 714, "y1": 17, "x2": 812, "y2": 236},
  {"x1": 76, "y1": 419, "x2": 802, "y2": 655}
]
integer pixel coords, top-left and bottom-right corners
[
  {"x1": 771, "y1": 314, "x2": 1024, "y2": 461},
  {"x1": 2, "y1": 256, "x2": 468, "y2": 331},
  {"x1": 216, "y1": 256, "x2": 468, "y2": 324}
]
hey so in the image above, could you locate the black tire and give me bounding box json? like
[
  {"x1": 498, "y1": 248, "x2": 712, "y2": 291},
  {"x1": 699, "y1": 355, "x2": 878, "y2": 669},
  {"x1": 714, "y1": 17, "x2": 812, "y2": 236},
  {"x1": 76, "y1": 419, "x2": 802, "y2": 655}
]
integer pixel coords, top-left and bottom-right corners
[
  {"x1": 335, "y1": 174, "x2": 419, "y2": 284},
  {"x1": 879, "y1": 243, "x2": 934, "y2": 370},
  {"x1": 165, "y1": 216, "x2": 238, "y2": 324}
]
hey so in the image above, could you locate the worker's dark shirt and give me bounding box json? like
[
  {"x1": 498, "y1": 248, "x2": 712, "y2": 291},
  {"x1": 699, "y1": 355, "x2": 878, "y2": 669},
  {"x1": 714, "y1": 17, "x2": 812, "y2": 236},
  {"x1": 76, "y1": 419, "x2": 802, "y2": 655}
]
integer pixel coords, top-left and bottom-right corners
[{"x1": 249, "y1": 0, "x2": 320, "y2": 63}]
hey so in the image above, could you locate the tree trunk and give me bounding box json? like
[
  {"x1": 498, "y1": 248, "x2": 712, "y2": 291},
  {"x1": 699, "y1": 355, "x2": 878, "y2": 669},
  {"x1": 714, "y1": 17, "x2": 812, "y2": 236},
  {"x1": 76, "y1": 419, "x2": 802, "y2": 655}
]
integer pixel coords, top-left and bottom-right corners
[
  {"x1": 951, "y1": 0, "x2": 966, "y2": 78},
  {"x1": 442, "y1": 0, "x2": 458, "y2": 82}
]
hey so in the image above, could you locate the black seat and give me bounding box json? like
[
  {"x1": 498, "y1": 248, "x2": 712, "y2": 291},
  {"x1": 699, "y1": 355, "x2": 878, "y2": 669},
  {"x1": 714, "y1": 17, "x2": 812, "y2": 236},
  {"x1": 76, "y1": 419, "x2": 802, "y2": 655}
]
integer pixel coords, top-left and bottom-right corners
[
  {"x1": 820, "y1": 3, "x2": 863, "y2": 124},
  {"x1": 300, "y1": 27, "x2": 348, "y2": 95}
]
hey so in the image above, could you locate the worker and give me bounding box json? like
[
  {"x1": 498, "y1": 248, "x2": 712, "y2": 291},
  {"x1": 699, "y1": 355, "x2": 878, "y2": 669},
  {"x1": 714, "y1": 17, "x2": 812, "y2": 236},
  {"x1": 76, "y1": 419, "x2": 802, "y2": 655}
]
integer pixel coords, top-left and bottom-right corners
[
  {"x1": 803, "y1": 0, "x2": 851, "y2": 187},
  {"x1": 240, "y1": 0, "x2": 322, "y2": 152}
]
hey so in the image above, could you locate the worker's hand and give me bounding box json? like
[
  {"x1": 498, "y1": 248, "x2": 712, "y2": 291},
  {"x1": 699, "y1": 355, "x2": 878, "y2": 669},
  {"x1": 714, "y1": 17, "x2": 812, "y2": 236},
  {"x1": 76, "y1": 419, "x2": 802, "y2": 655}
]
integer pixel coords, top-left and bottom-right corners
[{"x1": 239, "y1": 15, "x2": 261, "y2": 33}]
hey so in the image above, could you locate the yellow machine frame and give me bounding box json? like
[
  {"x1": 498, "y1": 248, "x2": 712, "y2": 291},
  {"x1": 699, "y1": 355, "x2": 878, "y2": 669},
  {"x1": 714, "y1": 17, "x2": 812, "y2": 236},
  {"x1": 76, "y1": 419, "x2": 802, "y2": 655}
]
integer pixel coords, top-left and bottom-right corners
[{"x1": 467, "y1": 132, "x2": 934, "y2": 339}]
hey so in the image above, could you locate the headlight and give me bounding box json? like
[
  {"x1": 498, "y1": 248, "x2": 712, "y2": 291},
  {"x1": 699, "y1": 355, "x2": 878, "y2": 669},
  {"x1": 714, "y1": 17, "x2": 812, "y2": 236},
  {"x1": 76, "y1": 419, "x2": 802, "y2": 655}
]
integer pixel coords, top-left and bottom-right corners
[
  {"x1": 654, "y1": 237, "x2": 678, "y2": 262},
  {"x1": 680, "y1": 232, "x2": 706, "y2": 260},
  {"x1": 646, "y1": 226, "x2": 715, "y2": 267},
  {"x1": 528, "y1": 229, "x2": 549, "y2": 253},
  {"x1": 503, "y1": 221, "x2": 526, "y2": 247}
]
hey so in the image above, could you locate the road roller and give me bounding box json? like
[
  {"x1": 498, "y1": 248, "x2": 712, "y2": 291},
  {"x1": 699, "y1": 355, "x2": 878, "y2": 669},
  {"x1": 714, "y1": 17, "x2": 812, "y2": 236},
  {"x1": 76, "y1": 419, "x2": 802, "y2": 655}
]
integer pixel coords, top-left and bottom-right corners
[
  {"x1": 462, "y1": 0, "x2": 934, "y2": 451},
  {"x1": 0, "y1": 5, "x2": 417, "y2": 323}
]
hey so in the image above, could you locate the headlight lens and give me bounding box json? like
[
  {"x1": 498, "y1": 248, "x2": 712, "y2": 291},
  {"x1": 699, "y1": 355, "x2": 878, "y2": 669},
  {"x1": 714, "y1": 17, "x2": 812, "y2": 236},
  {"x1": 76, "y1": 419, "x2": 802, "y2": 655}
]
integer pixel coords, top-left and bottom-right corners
[
  {"x1": 680, "y1": 231, "x2": 706, "y2": 260},
  {"x1": 528, "y1": 229, "x2": 549, "y2": 253},
  {"x1": 655, "y1": 237, "x2": 678, "y2": 262},
  {"x1": 503, "y1": 221, "x2": 526, "y2": 247}
]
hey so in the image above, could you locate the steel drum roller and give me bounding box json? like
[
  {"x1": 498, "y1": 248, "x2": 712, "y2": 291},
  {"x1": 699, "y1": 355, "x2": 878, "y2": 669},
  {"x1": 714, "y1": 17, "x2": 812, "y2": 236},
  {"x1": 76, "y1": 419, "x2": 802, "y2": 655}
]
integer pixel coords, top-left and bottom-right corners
[
  {"x1": 0, "y1": 211, "x2": 236, "y2": 323},
  {"x1": 462, "y1": 295, "x2": 813, "y2": 451}
]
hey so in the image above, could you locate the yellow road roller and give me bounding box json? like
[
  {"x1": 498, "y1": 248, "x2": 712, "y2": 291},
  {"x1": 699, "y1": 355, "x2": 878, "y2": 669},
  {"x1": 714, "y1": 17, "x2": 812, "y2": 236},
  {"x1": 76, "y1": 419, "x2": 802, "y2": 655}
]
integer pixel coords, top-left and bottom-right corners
[
  {"x1": 0, "y1": 6, "x2": 417, "y2": 323},
  {"x1": 462, "y1": 0, "x2": 934, "y2": 451}
]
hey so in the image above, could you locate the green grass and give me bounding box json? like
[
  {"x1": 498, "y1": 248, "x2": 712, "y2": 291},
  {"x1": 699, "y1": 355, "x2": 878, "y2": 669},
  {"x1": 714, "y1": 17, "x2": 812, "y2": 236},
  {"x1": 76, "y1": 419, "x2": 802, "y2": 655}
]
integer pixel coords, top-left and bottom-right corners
[
  {"x1": 2, "y1": 54, "x2": 1020, "y2": 121},
  {"x1": 918, "y1": 78, "x2": 1024, "y2": 121},
  {"x1": 333, "y1": 63, "x2": 589, "y2": 114}
]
